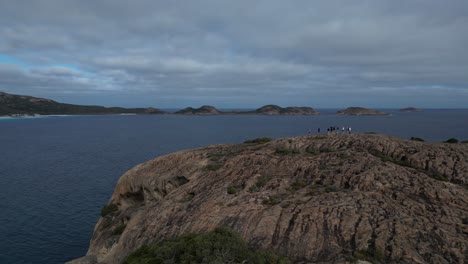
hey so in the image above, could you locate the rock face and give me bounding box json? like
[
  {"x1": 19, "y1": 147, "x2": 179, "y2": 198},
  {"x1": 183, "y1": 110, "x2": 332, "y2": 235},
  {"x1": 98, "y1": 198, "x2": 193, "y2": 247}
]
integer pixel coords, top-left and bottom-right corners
[
  {"x1": 400, "y1": 107, "x2": 422, "y2": 112},
  {"x1": 255, "y1": 105, "x2": 319, "y2": 115},
  {"x1": 81, "y1": 134, "x2": 467, "y2": 263},
  {"x1": 175, "y1": 105, "x2": 222, "y2": 115},
  {"x1": 337, "y1": 107, "x2": 387, "y2": 115}
]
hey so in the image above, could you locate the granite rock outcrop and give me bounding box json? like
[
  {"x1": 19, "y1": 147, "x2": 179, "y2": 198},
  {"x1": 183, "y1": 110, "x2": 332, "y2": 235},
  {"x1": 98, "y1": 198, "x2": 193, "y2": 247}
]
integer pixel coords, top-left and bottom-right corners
[{"x1": 79, "y1": 134, "x2": 467, "y2": 263}]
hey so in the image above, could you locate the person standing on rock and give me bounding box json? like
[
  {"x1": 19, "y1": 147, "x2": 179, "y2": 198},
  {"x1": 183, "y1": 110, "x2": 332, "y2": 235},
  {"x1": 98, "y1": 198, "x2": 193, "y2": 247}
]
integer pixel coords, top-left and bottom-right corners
[
  {"x1": 318, "y1": 128, "x2": 320, "y2": 134},
  {"x1": 348, "y1": 127, "x2": 352, "y2": 134}
]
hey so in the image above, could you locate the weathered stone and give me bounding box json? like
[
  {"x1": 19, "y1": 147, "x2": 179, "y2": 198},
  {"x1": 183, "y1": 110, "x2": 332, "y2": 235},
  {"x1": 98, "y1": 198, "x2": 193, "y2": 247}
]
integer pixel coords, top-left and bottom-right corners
[{"x1": 83, "y1": 133, "x2": 468, "y2": 263}]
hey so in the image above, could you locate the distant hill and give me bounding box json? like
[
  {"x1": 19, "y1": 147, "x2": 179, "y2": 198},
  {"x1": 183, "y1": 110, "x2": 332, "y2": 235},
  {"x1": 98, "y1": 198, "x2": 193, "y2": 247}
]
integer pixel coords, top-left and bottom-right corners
[
  {"x1": 0, "y1": 92, "x2": 166, "y2": 116},
  {"x1": 174, "y1": 105, "x2": 222, "y2": 115},
  {"x1": 337, "y1": 107, "x2": 387, "y2": 115},
  {"x1": 400, "y1": 107, "x2": 422, "y2": 112},
  {"x1": 253, "y1": 104, "x2": 319, "y2": 115}
]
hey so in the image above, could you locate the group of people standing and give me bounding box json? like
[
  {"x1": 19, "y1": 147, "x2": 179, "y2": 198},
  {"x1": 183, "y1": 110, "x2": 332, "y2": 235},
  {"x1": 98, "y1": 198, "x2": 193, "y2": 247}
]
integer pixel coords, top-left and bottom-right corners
[
  {"x1": 311, "y1": 126, "x2": 352, "y2": 134},
  {"x1": 327, "y1": 126, "x2": 351, "y2": 134}
]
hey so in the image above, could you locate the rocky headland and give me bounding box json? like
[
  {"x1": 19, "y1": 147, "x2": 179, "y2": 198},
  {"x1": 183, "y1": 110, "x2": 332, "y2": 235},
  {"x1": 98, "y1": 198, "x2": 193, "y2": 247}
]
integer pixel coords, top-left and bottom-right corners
[
  {"x1": 73, "y1": 133, "x2": 468, "y2": 263},
  {"x1": 400, "y1": 107, "x2": 422, "y2": 112},
  {"x1": 337, "y1": 107, "x2": 387, "y2": 116},
  {"x1": 174, "y1": 105, "x2": 222, "y2": 115},
  {"x1": 0, "y1": 91, "x2": 166, "y2": 116},
  {"x1": 253, "y1": 105, "x2": 319, "y2": 115}
]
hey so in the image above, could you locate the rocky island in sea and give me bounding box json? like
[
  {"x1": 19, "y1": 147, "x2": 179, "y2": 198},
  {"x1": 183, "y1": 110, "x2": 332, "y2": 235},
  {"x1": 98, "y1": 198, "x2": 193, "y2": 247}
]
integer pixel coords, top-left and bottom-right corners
[
  {"x1": 337, "y1": 107, "x2": 387, "y2": 115},
  {"x1": 175, "y1": 105, "x2": 222, "y2": 115},
  {"x1": 68, "y1": 133, "x2": 468, "y2": 264},
  {"x1": 400, "y1": 107, "x2": 422, "y2": 112},
  {"x1": 251, "y1": 104, "x2": 319, "y2": 115}
]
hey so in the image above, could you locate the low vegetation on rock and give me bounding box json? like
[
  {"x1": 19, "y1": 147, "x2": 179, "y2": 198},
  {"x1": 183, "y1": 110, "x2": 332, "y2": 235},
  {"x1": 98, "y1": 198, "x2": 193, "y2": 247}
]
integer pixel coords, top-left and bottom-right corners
[
  {"x1": 100, "y1": 204, "x2": 118, "y2": 217},
  {"x1": 244, "y1": 137, "x2": 272, "y2": 144},
  {"x1": 123, "y1": 227, "x2": 287, "y2": 264},
  {"x1": 445, "y1": 138, "x2": 459, "y2": 143}
]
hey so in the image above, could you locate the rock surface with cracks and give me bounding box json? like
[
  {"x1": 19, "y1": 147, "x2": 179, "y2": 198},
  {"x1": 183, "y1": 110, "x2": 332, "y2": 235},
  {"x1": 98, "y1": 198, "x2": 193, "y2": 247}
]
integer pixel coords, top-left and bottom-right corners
[{"x1": 77, "y1": 133, "x2": 468, "y2": 263}]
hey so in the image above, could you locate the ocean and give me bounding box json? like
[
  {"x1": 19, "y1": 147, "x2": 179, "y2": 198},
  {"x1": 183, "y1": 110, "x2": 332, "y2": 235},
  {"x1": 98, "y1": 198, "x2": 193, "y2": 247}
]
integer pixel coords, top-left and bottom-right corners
[{"x1": 0, "y1": 109, "x2": 467, "y2": 263}]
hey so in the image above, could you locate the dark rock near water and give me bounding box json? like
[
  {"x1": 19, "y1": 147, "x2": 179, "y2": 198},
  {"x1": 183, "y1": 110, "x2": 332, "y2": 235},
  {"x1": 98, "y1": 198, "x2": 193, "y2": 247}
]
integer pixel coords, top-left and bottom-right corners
[{"x1": 75, "y1": 133, "x2": 468, "y2": 263}]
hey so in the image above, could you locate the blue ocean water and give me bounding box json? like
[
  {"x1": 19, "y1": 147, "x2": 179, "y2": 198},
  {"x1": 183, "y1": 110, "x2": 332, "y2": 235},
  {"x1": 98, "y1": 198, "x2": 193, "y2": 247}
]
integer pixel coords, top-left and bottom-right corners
[{"x1": 0, "y1": 109, "x2": 467, "y2": 264}]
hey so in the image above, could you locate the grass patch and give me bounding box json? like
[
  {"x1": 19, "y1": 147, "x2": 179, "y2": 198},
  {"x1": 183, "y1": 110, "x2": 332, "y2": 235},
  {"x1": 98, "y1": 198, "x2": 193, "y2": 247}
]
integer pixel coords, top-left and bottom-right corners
[
  {"x1": 275, "y1": 147, "x2": 300, "y2": 155},
  {"x1": 353, "y1": 248, "x2": 385, "y2": 263},
  {"x1": 248, "y1": 175, "x2": 273, "y2": 193},
  {"x1": 244, "y1": 137, "x2": 272, "y2": 144},
  {"x1": 112, "y1": 223, "x2": 127, "y2": 235},
  {"x1": 101, "y1": 203, "x2": 118, "y2": 217},
  {"x1": 462, "y1": 140, "x2": 468, "y2": 144},
  {"x1": 445, "y1": 138, "x2": 459, "y2": 143},
  {"x1": 462, "y1": 217, "x2": 468, "y2": 225},
  {"x1": 410, "y1": 137, "x2": 425, "y2": 142},
  {"x1": 124, "y1": 227, "x2": 288, "y2": 264}
]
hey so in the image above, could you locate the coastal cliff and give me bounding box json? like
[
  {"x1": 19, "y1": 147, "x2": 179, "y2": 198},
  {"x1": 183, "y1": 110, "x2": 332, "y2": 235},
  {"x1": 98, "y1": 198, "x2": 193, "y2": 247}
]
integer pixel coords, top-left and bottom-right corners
[
  {"x1": 0, "y1": 91, "x2": 166, "y2": 115},
  {"x1": 74, "y1": 134, "x2": 467, "y2": 263}
]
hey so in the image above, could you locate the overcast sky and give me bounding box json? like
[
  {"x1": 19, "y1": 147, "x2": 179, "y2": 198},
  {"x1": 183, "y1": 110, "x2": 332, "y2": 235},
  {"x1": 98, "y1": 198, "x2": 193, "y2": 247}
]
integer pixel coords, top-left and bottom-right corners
[{"x1": 0, "y1": 0, "x2": 467, "y2": 108}]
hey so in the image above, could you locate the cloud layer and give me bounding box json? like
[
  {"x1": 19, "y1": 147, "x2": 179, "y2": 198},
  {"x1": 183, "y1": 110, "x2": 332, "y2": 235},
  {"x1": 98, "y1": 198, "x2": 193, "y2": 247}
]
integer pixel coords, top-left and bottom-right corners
[{"x1": 1, "y1": 0, "x2": 467, "y2": 107}]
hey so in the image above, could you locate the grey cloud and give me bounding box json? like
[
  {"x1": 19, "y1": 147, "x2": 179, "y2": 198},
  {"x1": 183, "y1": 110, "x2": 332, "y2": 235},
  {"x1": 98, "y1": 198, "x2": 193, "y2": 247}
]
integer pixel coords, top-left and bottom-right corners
[{"x1": 0, "y1": 0, "x2": 467, "y2": 107}]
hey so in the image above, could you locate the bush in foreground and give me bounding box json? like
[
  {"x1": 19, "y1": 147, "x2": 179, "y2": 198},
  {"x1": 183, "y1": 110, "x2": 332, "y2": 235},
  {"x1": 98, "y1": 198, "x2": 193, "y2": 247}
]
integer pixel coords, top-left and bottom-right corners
[
  {"x1": 244, "y1": 137, "x2": 273, "y2": 144},
  {"x1": 124, "y1": 227, "x2": 288, "y2": 264},
  {"x1": 445, "y1": 138, "x2": 459, "y2": 143}
]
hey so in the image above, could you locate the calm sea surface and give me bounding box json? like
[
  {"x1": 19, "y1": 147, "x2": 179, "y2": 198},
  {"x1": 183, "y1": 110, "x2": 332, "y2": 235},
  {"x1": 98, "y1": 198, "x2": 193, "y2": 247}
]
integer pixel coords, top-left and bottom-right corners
[{"x1": 0, "y1": 109, "x2": 467, "y2": 263}]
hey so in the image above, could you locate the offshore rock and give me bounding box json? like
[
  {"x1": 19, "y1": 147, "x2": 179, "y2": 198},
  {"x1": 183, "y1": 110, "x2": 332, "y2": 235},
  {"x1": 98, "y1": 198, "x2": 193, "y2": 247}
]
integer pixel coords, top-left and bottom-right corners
[{"x1": 81, "y1": 134, "x2": 467, "y2": 263}]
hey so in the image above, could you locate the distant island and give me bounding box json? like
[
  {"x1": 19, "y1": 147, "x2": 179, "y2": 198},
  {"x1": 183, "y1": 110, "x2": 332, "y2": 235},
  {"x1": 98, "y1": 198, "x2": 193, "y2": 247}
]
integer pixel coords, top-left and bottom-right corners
[
  {"x1": 175, "y1": 105, "x2": 222, "y2": 115},
  {"x1": 0, "y1": 91, "x2": 166, "y2": 116},
  {"x1": 337, "y1": 107, "x2": 387, "y2": 115},
  {"x1": 173, "y1": 104, "x2": 319, "y2": 115},
  {"x1": 400, "y1": 107, "x2": 422, "y2": 112},
  {"x1": 251, "y1": 104, "x2": 319, "y2": 115}
]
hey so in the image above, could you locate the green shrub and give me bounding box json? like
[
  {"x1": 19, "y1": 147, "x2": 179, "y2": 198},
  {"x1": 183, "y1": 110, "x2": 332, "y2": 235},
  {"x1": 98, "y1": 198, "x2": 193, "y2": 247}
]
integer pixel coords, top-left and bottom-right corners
[
  {"x1": 112, "y1": 223, "x2": 127, "y2": 235},
  {"x1": 227, "y1": 186, "x2": 237, "y2": 194},
  {"x1": 410, "y1": 137, "x2": 425, "y2": 142},
  {"x1": 461, "y1": 140, "x2": 468, "y2": 144},
  {"x1": 101, "y1": 203, "x2": 118, "y2": 217},
  {"x1": 364, "y1": 132, "x2": 377, "y2": 134},
  {"x1": 462, "y1": 217, "x2": 468, "y2": 225},
  {"x1": 244, "y1": 137, "x2": 272, "y2": 144},
  {"x1": 275, "y1": 147, "x2": 300, "y2": 155},
  {"x1": 445, "y1": 138, "x2": 459, "y2": 143},
  {"x1": 124, "y1": 227, "x2": 288, "y2": 264}
]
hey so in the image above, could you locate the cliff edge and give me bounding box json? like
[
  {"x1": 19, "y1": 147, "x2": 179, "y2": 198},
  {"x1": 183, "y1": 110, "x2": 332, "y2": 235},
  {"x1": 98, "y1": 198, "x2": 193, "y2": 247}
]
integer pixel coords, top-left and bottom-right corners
[{"x1": 77, "y1": 134, "x2": 468, "y2": 263}]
